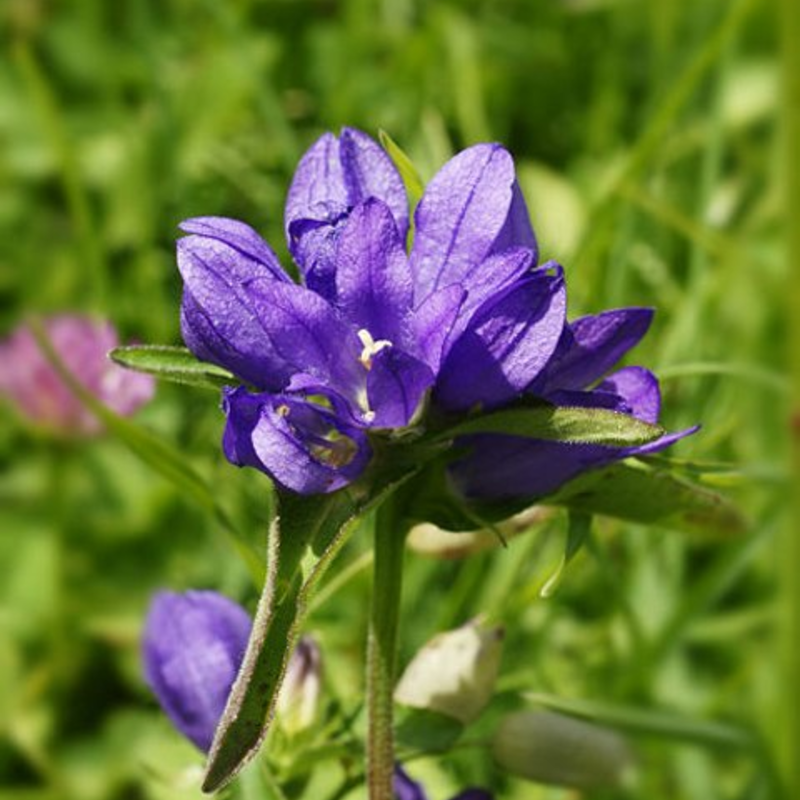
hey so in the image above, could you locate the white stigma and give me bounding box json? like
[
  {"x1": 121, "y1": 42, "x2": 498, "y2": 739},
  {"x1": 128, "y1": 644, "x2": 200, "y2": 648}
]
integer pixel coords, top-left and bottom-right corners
[{"x1": 357, "y1": 328, "x2": 393, "y2": 370}]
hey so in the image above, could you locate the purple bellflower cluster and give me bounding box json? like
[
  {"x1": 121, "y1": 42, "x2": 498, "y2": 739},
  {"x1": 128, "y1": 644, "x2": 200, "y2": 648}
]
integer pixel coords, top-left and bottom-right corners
[{"x1": 176, "y1": 127, "x2": 694, "y2": 499}]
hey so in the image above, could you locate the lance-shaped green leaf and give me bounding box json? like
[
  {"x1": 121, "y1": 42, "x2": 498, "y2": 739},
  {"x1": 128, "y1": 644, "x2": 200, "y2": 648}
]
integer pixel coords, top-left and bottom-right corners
[
  {"x1": 109, "y1": 345, "x2": 235, "y2": 390},
  {"x1": 202, "y1": 456, "x2": 424, "y2": 793},
  {"x1": 549, "y1": 460, "x2": 747, "y2": 537},
  {"x1": 524, "y1": 693, "x2": 756, "y2": 750},
  {"x1": 432, "y1": 406, "x2": 665, "y2": 448}
]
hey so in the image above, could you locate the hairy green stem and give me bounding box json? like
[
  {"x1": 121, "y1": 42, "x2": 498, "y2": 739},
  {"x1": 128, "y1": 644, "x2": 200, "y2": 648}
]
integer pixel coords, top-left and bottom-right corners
[{"x1": 367, "y1": 499, "x2": 407, "y2": 800}]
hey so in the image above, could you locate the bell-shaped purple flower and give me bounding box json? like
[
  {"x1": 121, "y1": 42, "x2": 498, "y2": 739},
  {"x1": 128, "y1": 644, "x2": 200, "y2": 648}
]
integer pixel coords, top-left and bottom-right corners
[
  {"x1": 394, "y1": 765, "x2": 492, "y2": 800},
  {"x1": 177, "y1": 128, "x2": 567, "y2": 494},
  {"x1": 0, "y1": 315, "x2": 154, "y2": 437},
  {"x1": 142, "y1": 591, "x2": 251, "y2": 752},
  {"x1": 143, "y1": 591, "x2": 325, "y2": 752}
]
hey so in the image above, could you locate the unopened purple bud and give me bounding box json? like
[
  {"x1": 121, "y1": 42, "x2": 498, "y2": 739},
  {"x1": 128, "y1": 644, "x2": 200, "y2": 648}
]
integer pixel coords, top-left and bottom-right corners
[
  {"x1": 276, "y1": 635, "x2": 322, "y2": 735},
  {"x1": 0, "y1": 315, "x2": 154, "y2": 436},
  {"x1": 142, "y1": 591, "x2": 251, "y2": 752}
]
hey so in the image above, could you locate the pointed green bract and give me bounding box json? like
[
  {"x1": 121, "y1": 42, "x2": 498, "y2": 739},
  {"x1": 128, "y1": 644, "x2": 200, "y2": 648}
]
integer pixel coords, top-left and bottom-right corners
[
  {"x1": 378, "y1": 130, "x2": 425, "y2": 207},
  {"x1": 433, "y1": 405, "x2": 665, "y2": 448},
  {"x1": 202, "y1": 459, "x2": 423, "y2": 793},
  {"x1": 110, "y1": 345, "x2": 235, "y2": 390}
]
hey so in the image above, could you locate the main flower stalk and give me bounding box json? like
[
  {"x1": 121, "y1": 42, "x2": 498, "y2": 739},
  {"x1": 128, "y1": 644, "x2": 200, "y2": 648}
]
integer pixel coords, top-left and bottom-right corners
[{"x1": 367, "y1": 497, "x2": 407, "y2": 800}]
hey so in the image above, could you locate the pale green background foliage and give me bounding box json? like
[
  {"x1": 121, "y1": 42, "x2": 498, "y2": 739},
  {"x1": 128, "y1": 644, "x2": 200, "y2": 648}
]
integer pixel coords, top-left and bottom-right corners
[{"x1": 0, "y1": 0, "x2": 786, "y2": 798}]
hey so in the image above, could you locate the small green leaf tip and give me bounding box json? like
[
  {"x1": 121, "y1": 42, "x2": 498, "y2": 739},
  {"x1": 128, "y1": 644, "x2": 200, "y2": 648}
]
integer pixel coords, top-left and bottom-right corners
[{"x1": 109, "y1": 344, "x2": 235, "y2": 390}]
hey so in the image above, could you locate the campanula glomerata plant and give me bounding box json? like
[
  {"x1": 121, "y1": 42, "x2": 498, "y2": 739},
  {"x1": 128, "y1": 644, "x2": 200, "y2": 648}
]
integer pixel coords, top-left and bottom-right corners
[{"x1": 111, "y1": 128, "x2": 729, "y2": 800}]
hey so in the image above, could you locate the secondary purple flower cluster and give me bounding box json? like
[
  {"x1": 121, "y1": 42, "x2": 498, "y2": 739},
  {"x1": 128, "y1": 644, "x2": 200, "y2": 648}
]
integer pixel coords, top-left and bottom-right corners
[
  {"x1": 177, "y1": 128, "x2": 694, "y2": 499},
  {"x1": 142, "y1": 592, "x2": 490, "y2": 798}
]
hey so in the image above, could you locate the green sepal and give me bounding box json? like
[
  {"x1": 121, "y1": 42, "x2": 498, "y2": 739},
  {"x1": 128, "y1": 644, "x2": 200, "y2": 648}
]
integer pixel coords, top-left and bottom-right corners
[
  {"x1": 433, "y1": 405, "x2": 665, "y2": 448},
  {"x1": 109, "y1": 344, "x2": 235, "y2": 390}
]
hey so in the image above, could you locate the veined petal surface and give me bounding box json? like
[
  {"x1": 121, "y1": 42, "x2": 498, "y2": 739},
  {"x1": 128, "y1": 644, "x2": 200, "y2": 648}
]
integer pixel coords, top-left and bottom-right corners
[
  {"x1": 533, "y1": 307, "x2": 654, "y2": 393},
  {"x1": 410, "y1": 144, "x2": 518, "y2": 301},
  {"x1": 334, "y1": 198, "x2": 413, "y2": 341},
  {"x1": 435, "y1": 266, "x2": 566, "y2": 412}
]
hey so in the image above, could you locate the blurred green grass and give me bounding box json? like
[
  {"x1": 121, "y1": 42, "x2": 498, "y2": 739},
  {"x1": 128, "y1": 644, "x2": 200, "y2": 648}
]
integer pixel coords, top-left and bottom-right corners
[{"x1": 0, "y1": 0, "x2": 787, "y2": 798}]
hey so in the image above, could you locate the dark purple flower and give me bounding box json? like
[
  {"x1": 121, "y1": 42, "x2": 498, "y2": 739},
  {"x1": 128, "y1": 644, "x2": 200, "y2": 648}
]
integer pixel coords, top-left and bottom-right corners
[
  {"x1": 177, "y1": 128, "x2": 565, "y2": 494},
  {"x1": 143, "y1": 592, "x2": 324, "y2": 751},
  {"x1": 394, "y1": 764, "x2": 493, "y2": 800},
  {"x1": 0, "y1": 315, "x2": 154, "y2": 437},
  {"x1": 142, "y1": 591, "x2": 251, "y2": 752},
  {"x1": 449, "y1": 309, "x2": 699, "y2": 501}
]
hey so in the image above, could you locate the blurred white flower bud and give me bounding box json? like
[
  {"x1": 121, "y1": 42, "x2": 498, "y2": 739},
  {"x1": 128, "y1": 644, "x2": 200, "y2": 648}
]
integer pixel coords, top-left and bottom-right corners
[
  {"x1": 394, "y1": 620, "x2": 504, "y2": 724},
  {"x1": 275, "y1": 636, "x2": 322, "y2": 736},
  {"x1": 491, "y1": 710, "x2": 636, "y2": 790}
]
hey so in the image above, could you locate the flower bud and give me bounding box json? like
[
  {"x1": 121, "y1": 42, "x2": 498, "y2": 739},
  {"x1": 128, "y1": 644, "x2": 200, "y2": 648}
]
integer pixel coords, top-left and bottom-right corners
[
  {"x1": 394, "y1": 620, "x2": 503, "y2": 724},
  {"x1": 142, "y1": 591, "x2": 251, "y2": 752},
  {"x1": 275, "y1": 635, "x2": 322, "y2": 736},
  {"x1": 0, "y1": 315, "x2": 154, "y2": 436},
  {"x1": 491, "y1": 710, "x2": 636, "y2": 790}
]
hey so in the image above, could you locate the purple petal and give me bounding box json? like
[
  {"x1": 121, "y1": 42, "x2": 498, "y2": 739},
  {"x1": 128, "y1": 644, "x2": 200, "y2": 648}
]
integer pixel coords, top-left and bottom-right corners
[
  {"x1": 544, "y1": 387, "x2": 629, "y2": 413},
  {"x1": 223, "y1": 387, "x2": 372, "y2": 494},
  {"x1": 288, "y1": 208, "x2": 350, "y2": 301},
  {"x1": 597, "y1": 366, "x2": 660, "y2": 424},
  {"x1": 393, "y1": 766, "x2": 428, "y2": 800},
  {"x1": 334, "y1": 198, "x2": 413, "y2": 341},
  {"x1": 284, "y1": 132, "x2": 348, "y2": 240},
  {"x1": 410, "y1": 144, "x2": 519, "y2": 301},
  {"x1": 450, "y1": 247, "x2": 535, "y2": 341},
  {"x1": 449, "y1": 435, "x2": 615, "y2": 501},
  {"x1": 490, "y1": 180, "x2": 538, "y2": 261},
  {"x1": 534, "y1": 307, "x2": 654, "y2": 393},
  {"x1": 450, "y1": 422, "x2": 699, "y2": 502},
  {"x1": 285, "y1": 129, "x2": 409, "y2": 293},
  {"x1": 179, "y1": 217, "x2": 287, "y2": 281},
  {"x1": 339, "y1": 127, "x2": 409, "y2": 239},
  {"x1": 435, "y1": 266, "x2": 567, "y2": 412},
  {"x1": 241, "y1": 277, "x2": 365, "y2": 398},
  {"x1": 142, "y1": 591, "x2": 251, "y2": 753},
  {"x1": 408, "y1": 284, "x2": 466, "y2": 372},
  {"x1": 365, "y1": 347, "x2": 434, "y2": 428},
  {"x1": 178, "y1": 235, "x2": 299, "y2": 388},
  {"x1": 630, "y1": 425, "x2": 700, "y2": 456}
]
